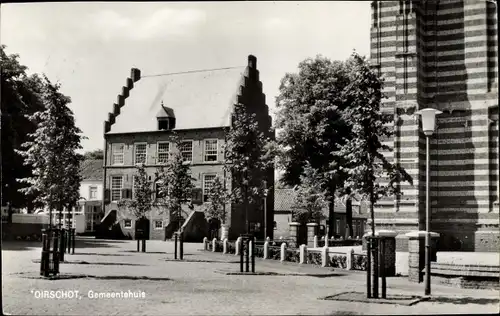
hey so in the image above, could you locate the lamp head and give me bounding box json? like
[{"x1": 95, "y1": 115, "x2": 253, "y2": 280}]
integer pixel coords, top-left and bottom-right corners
[{"x1": 415, "y1": 108, "x2": 442, "y2": 136}]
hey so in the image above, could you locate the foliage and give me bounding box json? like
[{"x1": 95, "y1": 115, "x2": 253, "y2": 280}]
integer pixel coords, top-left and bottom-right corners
[
  {"x1": 352, "y1": 254, "x2": 368, "y2": 271},
  {"x1": 83, "y1": 149, "x2": 104, "y2": 160},
  {"x1": 16, "y1": 75, "x2": 85, "y2": 218},
  {"x1": 117, "y1": 164, "x2": 154, "y2": 220},
  {"x1": 328, "y1": 254, "x2": 347, "y2": 269},
  {"x1": 1, "y1": 45, "x2": 46, "y2": 211},
  {"x1": 203, "y1": 176, "x2": 228, "y2": 223},
  {"x1": 334, "y1": 52, "x2": 413, "y2": 233},
  {"x1": 156, "y1": 144, "x2": 195, "y2": 225},
  {"x1": 224, "y1": 102, "x2": 274, "y2": 231},
  {"x1": 306, "y1": 252, "x2": 322, "y2": 266},
  {"x1": 291, "y1": 164, "x2": 328, "y2": 223}
]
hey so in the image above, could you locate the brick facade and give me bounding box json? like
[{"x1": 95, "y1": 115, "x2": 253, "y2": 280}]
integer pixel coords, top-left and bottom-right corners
[
  {"x1": 370, "y1": 0, "x2": 499, "y2": 252},
  {"x1": 101, "y1": 55, "x2": 274, "y2": 241}
]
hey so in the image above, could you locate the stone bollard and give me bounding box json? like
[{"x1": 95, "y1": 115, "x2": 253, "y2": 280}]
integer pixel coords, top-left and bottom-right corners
[
  {"x1": 321, "y1": 245, "x2": 329, "y2": 267},
  {"x1": 263, "y1": 241, "x2": 269, "y2": 259},
  {"x1": 203, "y1": 237, "x2": 208, "y2": 250},
  {"x1": 346, "y1": 248, "x2": 354, "y2": 270},
  {"x1": 235, "y1": 237, "x2": 242, "y2": 256},
  {"x1": 299, "y1": 244, "x2": 307, "y2": 264},
  {"x1": 223, "y1": 238, "x2": 228, "y2": 254},
  {"x1": 212, "y1": 238, "x2": 217, "y2": 252},
  {"x1": 280, "y1": 242, "x2": 286, "y2": 262},
  {"x1": 249, "y1": 240, "x2": 254, "y2": 258},
  {"x1": 313, "y1": 235, "x2": 318, "y2": 248}
]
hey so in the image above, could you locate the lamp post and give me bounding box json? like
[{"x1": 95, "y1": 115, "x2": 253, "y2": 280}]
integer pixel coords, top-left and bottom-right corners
[
  {"x1": 263, "y1": 181, "x2": 268, "y2": 240},
  {"x1": 415, "y1": 108, "x2": 442, "y2": 296}
]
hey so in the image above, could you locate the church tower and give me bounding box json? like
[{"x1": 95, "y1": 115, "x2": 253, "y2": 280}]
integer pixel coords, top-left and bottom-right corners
[{"x1": 370, "y1": 0, "x2": 499, "y2": 251}]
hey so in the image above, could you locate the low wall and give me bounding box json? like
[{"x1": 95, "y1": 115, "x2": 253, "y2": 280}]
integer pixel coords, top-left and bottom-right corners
[{"x1": 426, "y1": 262, "x2": 500, "y2": 290}]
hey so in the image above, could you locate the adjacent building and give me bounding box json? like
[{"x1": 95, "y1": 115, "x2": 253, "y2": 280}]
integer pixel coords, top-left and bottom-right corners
[
  {"x1": 101, "y1": 55, "x2": 275, "y2": 241},
  {"x1": 78, "y1": 159, "x2": 104, "y2": 234},
  {"x1": 370, "y1": 0, "x2": 498, "y2": 251},
  {"x1": 274, "y1": 188, "x2": 367, "y2": 241}
]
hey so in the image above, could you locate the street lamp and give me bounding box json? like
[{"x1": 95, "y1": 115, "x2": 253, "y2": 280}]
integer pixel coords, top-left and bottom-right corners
[
  {"x1": 262, "y1": 181, "x2": 268, "y2": 240},
  {"x1": 415, "y1": 108, "x2": 442, "y2": 296}
]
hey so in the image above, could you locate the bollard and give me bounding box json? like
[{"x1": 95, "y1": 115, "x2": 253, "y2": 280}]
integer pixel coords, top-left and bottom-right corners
[
  {"x1": 313, "y1": 235, "x2": 318, "y2": 248},
  {"x1": 235, "y1": 237, "x2": 241, "y2": 256},
  {"x1": 347, "y1": 248, "x2": 354, "y2": 270},
  {"x1": 321, "y1": 245, "x2": 329, "y2": 267},
  {"x1": 299, "y1": 244, "x2": 307, "y2": 264},
  {"x1": 263, "y1": 241, "x2": 269, "y2": 259},
  {"x1": 240, "y1": 237, "x2": 244, "y2": 272},
  {"x1": 179, "y1": 231, "x2": 184, "y2": 260},
  {"x1": 71, "y1": 228, "x2": 75, "y2": 254},
  {"x1": 223, "y1": 238, "x2": 228, "y2": 254},
  {"x1": 212, "y1": 238, "x2": 217, "y2": 253},
  {"x1": 280, "y1": 242, "x2": 286, "y2": 262},
  {"x1": 367, "y1": 237, "x2": 372, "y2": 298},
  {"x1": 203, "y1": 237, "x2": 208, "y2": 250},
  {"x1": 245, "y1": 238, "x2": 250, "y2": 272},
  {"x1": 380, "y1": 239, "x2": 386, "y2": 299},
  {"x1": 250, "y1": 240, "x2": 255, "y2": 273},
  {"x1": 174, "y1": 233, "x2": 178, "y2": 259}
]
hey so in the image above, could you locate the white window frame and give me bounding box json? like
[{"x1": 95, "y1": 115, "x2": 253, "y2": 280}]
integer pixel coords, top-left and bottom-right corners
[
  {"x1": 157, "y1": 141, "x2": 170, "y2": 164},
  {"x1": 202, "y1": 174, "x2": 217, "y2": 203},
  {"x1": 203, "y1": 139, "x2": 218, "y2": 162},
  {"x1": 178, "y1": 140, "x2": 193, "y2": 163},
  {"x1": 335, "y1": 219, "x2": 340, "y2": 235},
  {"x1": 112, "y1": 143, "x2": 125, "y2": 165},
  {"x1": 124, "y1": 219, "x2": 132, "y2": 228},
  {"x1": 154, "y1": 220, "x2": 163, "y2": 230},
  {"x1": 134, "y1": 142, "x2": 147, "y2": 165},
  {"x1": 89, "y1": 186, "x2": 98, "y2": 200},
  {"x1": 111, "y1": 176, "x2": 123, "y2": 202}
]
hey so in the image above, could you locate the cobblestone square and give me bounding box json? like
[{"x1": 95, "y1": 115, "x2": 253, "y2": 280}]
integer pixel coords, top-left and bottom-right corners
[{"x1": 2, "y1": 238, "x2": 499, "y2": 315}]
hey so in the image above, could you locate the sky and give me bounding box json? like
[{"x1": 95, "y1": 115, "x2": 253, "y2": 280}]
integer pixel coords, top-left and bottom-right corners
[{"x1": 1, "y1": 1, "x2": 371, "y2": 152}]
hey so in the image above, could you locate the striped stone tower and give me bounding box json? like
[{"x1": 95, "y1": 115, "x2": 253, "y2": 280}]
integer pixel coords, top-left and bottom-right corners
[{"x1": 370, "y1": 0, "x2": 499, "y2": 251}]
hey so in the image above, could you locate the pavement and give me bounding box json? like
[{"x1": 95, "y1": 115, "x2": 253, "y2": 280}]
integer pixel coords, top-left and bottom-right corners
[{"x1": 2, "y1": 238, "x2": 499, "y2": 315}]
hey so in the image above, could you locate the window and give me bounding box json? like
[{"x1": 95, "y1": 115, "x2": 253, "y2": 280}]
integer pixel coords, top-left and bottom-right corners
[
  {"x1": 89, "y1": 186, "x2": 97, "y2": 200},
  {"x1": 335, "y1": 220, "x2": 340, "y2": 235},
  {"x1": 202, "y1": 174, "x2": 217, "y2": 202},
  {"x1": 157, "y1": 142, "x2": 170, "y2": 164},
  {"x1": 204, "y1": 139, "x2": 218, "y2": 162},
  {"x1": 112, "y1": 143, "x2": 124, "y2": 165},
  {"x1": 124, "y1": 219, "x2": 132, "y2": 228},
  {"x1": 111, "y1": 176, "x2": 123, "y2": 201},
  {"x1": 154, "y1": 220, "x2": 163, "y2": 230},
  {"x1": 134, "y1": 143, "x2": 147, "y2": 164},
  {"x1": 273, "y1": 221, "x2": 277, "y2": 230},
  {"x1": 158, "y1": 119, "x2": 169, "y2": 131},
  {"x1": 155, "y1": 181, "x2": 166, "y2": 200},
  {"x1": 179, "y1": 141, "x2": 193, "y2": 162}
]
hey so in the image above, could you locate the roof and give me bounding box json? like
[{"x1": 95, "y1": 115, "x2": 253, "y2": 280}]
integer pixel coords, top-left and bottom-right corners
[
  {"x1": 108, "y1": 67, "x2": 247, "y2": 134},
  {"x1": 80, "y1": 159, "x2": 104, "y2": 181},
  {"x1": 274, "y1": 188, "x2": 348, "y2": 214}
]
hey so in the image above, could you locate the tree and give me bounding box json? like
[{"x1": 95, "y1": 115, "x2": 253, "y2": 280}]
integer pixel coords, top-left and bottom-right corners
[
  {"x1": 334, "y1": 52, "x2": 412, "y2": 294},
  {"x1": 1, "y1": 45, "x2": 46, "y2": 214},
  {"x1": 16, "y1": 76, "x2": 85, "y2": 229},
  {"x1": 156, "y1": 146, "x2": 195, "y2": 232},
  {"x1": 291, "y1": 165, "x2": 328, "y2": 224},
  {"x1": 275, "y1": 55, "x2": 352, "y2": 237},
  {"x1": 83, "y1": 149, "x2": 104, "y2": 160},
  {"x1": 117, "y1": 164, "x2": 154, "y2": 220},
  {"x1": 203, "y1": 176, "x2": 228, "y2": 223},
  {"x1": 224, "y1": 103, "x2": 274, "y2": 235}
]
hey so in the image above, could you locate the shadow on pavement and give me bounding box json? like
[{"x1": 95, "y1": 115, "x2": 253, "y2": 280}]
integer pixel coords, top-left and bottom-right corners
[
  {"x1": 32, "y1": 259, "x2": 146, "y2": 266},
  {"x1": 164, "y1": 259, "x2": 240, "y2": 263},
  {"x1": 1, "y1": 241, "x2": 42, "y2": 251},
  {"x1": 69, "y1": 252, "x2": 132, "y2": 257},
  {"x1": 428, "y1": 296, "x2": 500, "y2": 305},
  {"x1": 18, "y1": 272, "x2": 173, "y2": 281}
]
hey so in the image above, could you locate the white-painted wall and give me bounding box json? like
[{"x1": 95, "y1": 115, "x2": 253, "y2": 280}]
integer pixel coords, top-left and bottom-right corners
[{"x1": 79, "y1": 180, "x2": 103, "y2": 201}]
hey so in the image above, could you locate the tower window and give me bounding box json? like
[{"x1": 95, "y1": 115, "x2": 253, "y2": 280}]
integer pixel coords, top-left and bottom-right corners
[{"x1": 158, "y1": 119, "x2": 169, "y2": 130}]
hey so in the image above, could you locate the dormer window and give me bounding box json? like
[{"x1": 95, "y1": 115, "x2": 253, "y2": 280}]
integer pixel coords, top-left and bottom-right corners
[
  {"x1": 158, "y1": 119, "x2": 169, "y2": 131},
  {"x1": 156, "y1": 103, "x2": 176, "y2": 131}
]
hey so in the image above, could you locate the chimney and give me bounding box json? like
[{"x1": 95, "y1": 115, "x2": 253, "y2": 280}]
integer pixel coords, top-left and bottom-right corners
[
  {"x1": 131, "y1": 68, "x2": 141, "y2": 82},
  {"x1": 248, "y1": 55, "x2": 257, "y2": 69}
]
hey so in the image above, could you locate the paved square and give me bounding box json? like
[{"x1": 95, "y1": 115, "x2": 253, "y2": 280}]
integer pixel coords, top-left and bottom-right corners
[{"x1": 2, "y1": 238, "x2": 499, "y2": 315}]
